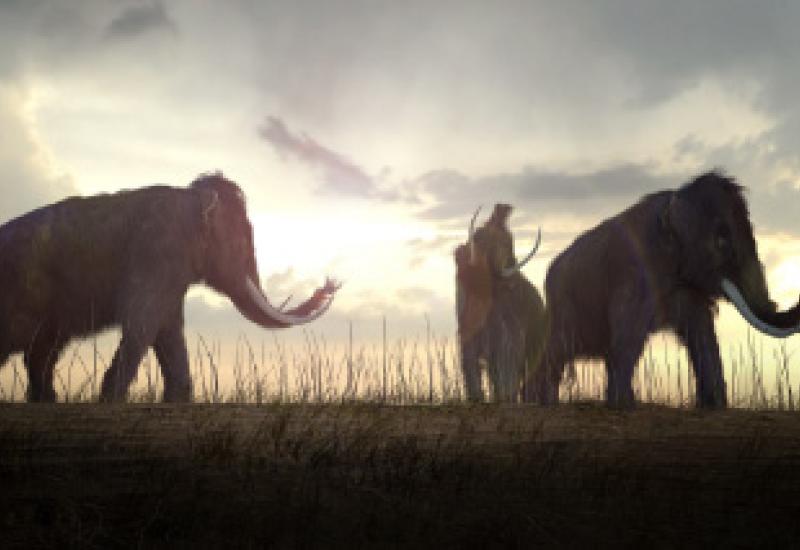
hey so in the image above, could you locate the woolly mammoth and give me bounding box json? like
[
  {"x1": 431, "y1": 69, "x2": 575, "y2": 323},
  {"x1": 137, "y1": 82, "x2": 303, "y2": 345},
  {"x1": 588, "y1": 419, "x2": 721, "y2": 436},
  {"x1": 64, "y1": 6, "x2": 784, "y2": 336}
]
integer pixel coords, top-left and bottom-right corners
[
  {"x1": 526, "y1": 171, "x2": 800, "y2": 409},
  {"x1": 0, "y1": 172, "x2": 338, "y2": 402},
  {"x1": 455, "y1": 203, "x2": 546, "y2": 402}
]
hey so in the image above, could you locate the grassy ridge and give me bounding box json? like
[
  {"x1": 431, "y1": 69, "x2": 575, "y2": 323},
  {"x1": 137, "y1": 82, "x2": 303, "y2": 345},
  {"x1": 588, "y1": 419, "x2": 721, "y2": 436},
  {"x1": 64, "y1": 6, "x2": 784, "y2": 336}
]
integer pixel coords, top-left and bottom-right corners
[
  {"x1": 2, "y1": 403, "x2": 800, "y2": 548},
  {"x1": 3, "y1": 329, "x2": 798, "y2": 409}
]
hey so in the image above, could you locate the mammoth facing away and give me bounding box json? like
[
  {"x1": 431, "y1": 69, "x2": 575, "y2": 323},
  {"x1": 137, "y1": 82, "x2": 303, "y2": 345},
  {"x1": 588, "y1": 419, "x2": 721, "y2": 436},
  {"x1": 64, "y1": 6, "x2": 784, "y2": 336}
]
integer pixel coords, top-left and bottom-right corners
[
  {"x1": 455, "y1": 204, "x2": 546, "y2": 402},
  {"x1": 526, "y1": 171, "x2": 800, "y2": 409},
  {"x1": 0, "y1": 172, "x2": 339, "y2": 402}
]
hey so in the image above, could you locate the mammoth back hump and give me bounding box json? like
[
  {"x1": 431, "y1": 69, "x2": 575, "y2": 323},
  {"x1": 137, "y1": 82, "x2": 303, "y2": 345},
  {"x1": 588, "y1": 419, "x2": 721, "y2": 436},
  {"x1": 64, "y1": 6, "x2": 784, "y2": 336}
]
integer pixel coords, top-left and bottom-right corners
[
  {"x1": 0, "y1": 186, "x2": 192, "y2": 303},
  {"x1": 544, "y1": 220, "x2": 615, "y2": 317}
]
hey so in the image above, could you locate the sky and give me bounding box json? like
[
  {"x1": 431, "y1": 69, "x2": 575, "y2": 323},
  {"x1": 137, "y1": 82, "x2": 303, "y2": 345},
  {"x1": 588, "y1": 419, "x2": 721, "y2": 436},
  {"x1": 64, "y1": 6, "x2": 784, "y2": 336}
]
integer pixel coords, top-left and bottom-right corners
[{"x1": 3, "y1": 0, "x2": 800, "y2": 355}]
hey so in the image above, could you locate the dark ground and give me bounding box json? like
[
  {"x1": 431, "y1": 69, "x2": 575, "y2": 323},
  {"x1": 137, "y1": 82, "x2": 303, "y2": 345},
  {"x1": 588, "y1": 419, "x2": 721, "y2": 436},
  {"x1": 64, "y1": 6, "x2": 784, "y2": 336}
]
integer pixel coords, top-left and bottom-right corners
[{"x1": 1, "y1": 402, "x2": 800, "y2": 548}]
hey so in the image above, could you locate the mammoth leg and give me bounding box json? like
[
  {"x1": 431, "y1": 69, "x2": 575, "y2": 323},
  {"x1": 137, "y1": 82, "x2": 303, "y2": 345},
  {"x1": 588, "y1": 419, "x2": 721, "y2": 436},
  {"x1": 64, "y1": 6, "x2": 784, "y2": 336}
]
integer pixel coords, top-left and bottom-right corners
[
  {"x1": 154, "y1": 320, "x2": 191, "y2": 403},
  {"x1": 521, "y1": 327, "x2": 551, "y2": 404},
  {"x1": 528, "y1": 334, "x2": 567, "y2": 405},
  {"x1": 528, "y1": 303, "x2": 585, "y2": 405},
  {"x1": 460, "y1": 338, "x2": 484, "y2": 401},
  {"x1": 606, "y1": 291, "x2": 651, "y2": 409},
  {"x1": 100, "y1": 320, "x2": 157, "y2": 403},
  {"x1": 487, "y1": 360, "x2": 521, "y2": 402},
  {"x1": 675, "y1": 300, "x2": 727, "y2": 408},
  {"x1": 606, "y1": 345, "x2": 644, "y2": 410},
  {"x1": 24, "y1": 330, "x2": 66, "y2": 403},
  {"x1": 523, "y1": 337, "x2": 547, "y2": 402},
  {"x1": 487, "y1": 323, "x2": 524, "y2": 403}
]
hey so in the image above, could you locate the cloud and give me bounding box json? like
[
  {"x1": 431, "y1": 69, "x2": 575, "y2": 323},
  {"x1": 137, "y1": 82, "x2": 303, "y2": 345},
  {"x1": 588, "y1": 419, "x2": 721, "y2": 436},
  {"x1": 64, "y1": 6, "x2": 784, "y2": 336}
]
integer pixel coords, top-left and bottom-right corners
[
  {"x1": 259, "y1": 116, "x2": 380, "y2": 198},
  {"x1": 105, "y1": 1, "x2": 176, "y2": 41},
  {"x1": 258, "y1": 116, "x2": 424, "y2": 204},
  {"x1": 406, "y1": 235, "x2": 461, "y2": 269},
  {"x1": 0, "y1": 86, "x2": 77, "y2": 222},
  {"x1": 667, "y1": 131, "x2": 800, "y2": 236},
  {"x1": 750, "y1": 180, "x2": 800, "y2": 237},
  {"x1": 256, "y1": 118, "x2": 691, "y2": 236},
  {"x1": 575, "y1": 2, "x2": 800, "y2": 109},
  {"x1": 416, "y1": 163, "x2": 679, "y2": 225}
]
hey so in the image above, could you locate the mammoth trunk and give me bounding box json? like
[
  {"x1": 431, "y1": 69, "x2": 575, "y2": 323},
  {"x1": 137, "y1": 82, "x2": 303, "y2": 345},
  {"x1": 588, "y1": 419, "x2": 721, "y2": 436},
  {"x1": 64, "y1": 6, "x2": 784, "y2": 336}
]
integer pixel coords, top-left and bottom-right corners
[
  {"x1": 722, "y1": 259, "x2": 800, "y2": 337},
  {"x1": 229, "y1": 277, "x2": 336, "y2": 329}
]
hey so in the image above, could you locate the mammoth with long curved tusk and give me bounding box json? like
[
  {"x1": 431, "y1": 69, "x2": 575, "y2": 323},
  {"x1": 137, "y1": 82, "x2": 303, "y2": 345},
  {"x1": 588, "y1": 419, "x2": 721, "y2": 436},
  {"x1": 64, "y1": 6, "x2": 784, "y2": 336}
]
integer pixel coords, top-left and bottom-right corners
[
  {"x1": 0, "y1": 172, "x2": 339, "y2": 402},
  {"x1": 456, "y1": 203, "x2": 546, "y2": 402},
  {"x1": 526, "y1": 170, "x2": 800, "y2": 409}
]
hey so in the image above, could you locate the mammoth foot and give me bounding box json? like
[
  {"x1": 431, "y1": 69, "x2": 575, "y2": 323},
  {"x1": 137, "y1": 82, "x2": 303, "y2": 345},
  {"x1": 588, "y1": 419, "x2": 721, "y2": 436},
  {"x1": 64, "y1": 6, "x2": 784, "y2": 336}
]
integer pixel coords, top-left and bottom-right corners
[
  {"x1": 163, "y1": 384, "x2": 193, "y2": 403},
  {"x1": 695, "y1": 392, "x2": 727, "y2": 410},
  {"x1": 523, "y1": 381, "x2": 558, "y2": 406},
  {"x1": 26, "y1": 388, "x2": 57, "y2": 403},
  {"x1": 696, "y1": 379, "x2": 728, "y2": 409},
  {"x1": 606, "y1": 385, "x2": 636, "y2": 410},
  {"x1": 98, "y1": 392, "x2": 127, "y2": 404},
  {"x1": 605, "y1": 395, "x2": 637, "y2": 411}
]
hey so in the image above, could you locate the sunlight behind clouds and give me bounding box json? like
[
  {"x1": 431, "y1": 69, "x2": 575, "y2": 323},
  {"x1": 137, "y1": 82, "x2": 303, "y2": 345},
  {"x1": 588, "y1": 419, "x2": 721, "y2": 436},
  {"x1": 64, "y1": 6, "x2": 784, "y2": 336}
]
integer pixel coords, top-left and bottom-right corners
[{"x1": 251, "y1": 208, "x2": 437, "y2": 298}]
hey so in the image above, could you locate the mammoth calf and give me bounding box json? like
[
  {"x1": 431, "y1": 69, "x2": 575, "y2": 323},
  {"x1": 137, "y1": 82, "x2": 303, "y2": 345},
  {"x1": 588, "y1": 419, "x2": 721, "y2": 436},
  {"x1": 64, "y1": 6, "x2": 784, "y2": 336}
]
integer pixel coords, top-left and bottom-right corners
[
  {"x1": 455, "y1": 204, "x2": 546, "y2": 402},
  {"x1": 0, "y1": 172, "x2": 338, "y2": 402},
  {"x1": 528, "y1": 171, "x2": 800, "y2": 409}
]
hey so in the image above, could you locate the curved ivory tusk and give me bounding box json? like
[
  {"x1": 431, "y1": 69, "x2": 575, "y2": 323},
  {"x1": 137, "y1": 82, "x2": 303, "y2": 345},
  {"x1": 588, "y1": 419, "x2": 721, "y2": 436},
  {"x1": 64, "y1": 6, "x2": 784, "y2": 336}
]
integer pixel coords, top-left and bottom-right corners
[
  {"x1": 721, "y1": 278, "x2": 799, "y2": 338},
  {"x1": 468, "y1": 206, "x2": 482, "y2": 265},
  {"x1": 246, "y1": 278, "x2": 334, "y2": 326},
  {"x1": 502, "y1": 227, "x2": 542, "y2": 277}
]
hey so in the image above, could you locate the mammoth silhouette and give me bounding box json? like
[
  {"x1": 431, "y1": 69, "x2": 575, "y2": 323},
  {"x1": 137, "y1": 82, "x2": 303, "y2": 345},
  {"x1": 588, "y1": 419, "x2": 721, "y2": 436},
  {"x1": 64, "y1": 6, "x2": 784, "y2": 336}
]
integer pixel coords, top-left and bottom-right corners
[
  {"x1": 0, "y1": 172, "x2": 339, "y2": 402},
  {"x1": 526, "y1": 171, "x2": 800, "y2": 409},
  {"x1": 455, "y1": 204, "x2": 546, "y2": 402}
]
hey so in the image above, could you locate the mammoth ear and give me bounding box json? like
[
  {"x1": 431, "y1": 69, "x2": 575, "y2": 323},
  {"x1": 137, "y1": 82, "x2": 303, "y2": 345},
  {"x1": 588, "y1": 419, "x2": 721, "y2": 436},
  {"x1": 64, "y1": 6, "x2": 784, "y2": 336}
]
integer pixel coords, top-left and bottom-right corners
[
  {"x1": 198, "y1": 189, "x2": 219, "y2": 228},
  {"x1": 489, "y1": 203, "x2": 513, "y2": 228}
]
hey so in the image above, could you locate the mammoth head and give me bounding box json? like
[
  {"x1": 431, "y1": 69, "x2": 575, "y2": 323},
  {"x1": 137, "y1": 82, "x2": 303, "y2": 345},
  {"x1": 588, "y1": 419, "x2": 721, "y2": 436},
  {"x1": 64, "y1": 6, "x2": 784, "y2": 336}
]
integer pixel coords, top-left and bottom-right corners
[
  {"x1": 454, "y1": 203, "x2": 541, "y2": 342},
  {"x1": 662, "y1": 171, "x2": 800, "y2": 337},
  {"x1": 456, "y1": 203, "x2": 541, "y2": 279},
  {"x1": 191, "y1": 172, "x2": 338, "y2": 329}
]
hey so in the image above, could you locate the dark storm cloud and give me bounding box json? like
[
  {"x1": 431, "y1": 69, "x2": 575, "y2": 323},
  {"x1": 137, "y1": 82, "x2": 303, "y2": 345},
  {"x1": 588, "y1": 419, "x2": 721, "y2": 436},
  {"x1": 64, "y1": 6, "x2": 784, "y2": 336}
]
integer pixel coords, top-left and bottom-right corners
[{"x1": 105, "y1": 2, "x2": 176, "y2": 40}]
